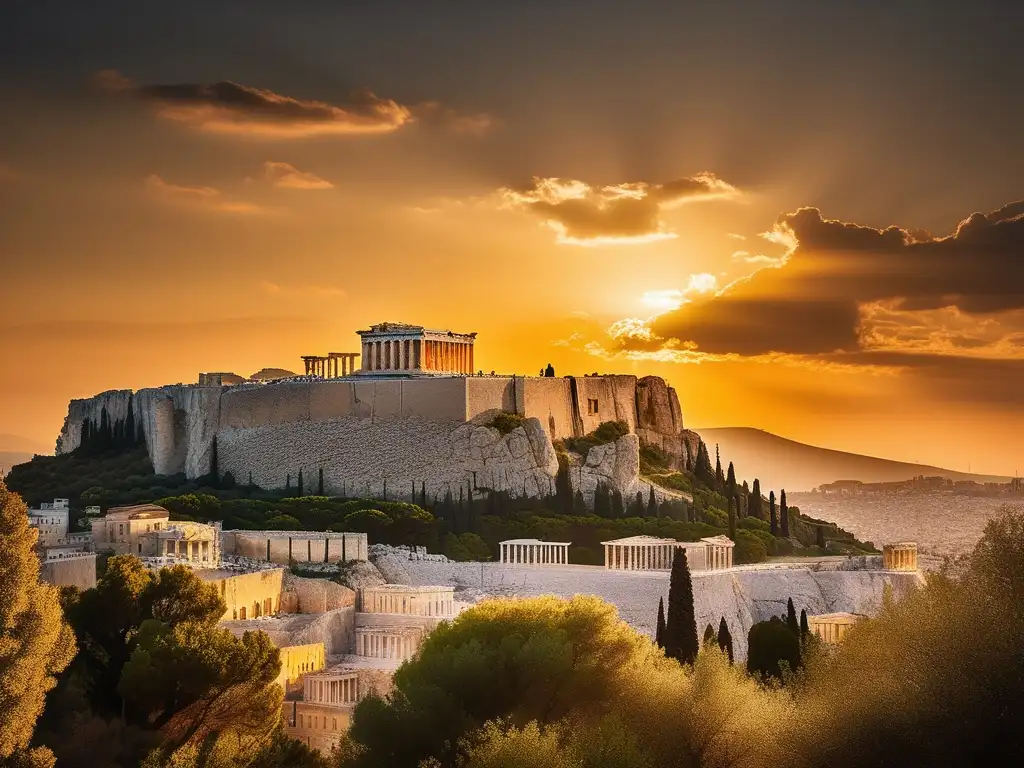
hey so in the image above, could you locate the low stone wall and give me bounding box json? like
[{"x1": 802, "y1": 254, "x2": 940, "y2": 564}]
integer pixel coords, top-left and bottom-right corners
[
  {"x1": 221, "y1": 530, "x2": 368, "y2": 564},
  {"x1": 198, "y1": 567, "x2": 284, "y2": 622},
  {"x1": 39, "y1": 554, "x2": 96, "y2": 590}
]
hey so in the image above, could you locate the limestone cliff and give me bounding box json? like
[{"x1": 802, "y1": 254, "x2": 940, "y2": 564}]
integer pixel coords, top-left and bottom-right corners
[
  {"x1": 56, "y1": 389, "x2": 134, "y2": 454},
  {"x1": 134, "y1": 384, "x2": 222, "y2": 477},
  {"x1": 635, "y1": 376, "x2": 693, "y2": 470},
  {"x1": 569, "y1": 434, "x2": 687, "y2": 504}
]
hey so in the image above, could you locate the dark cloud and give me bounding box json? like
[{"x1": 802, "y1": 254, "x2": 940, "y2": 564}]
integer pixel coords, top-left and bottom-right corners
[
  {"x1": 631, "y1": 201, "x2": 1024, "y2": 358},
  {"x1": 499, "y1": 173, "x2": 738, "y2": 245},
  {"x1": 96, "y1": 70, "x2": 495, "y2": 139}
]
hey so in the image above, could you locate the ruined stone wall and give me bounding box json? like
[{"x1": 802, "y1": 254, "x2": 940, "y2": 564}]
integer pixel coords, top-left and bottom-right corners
[
  {"x1": 280, "y1": 573, "x2": 356, "y2": 614},
  {"x1": 222, "y1": 531, "x2": 369, "y2": 564},
  {"x1": 39, "y1": 554, "x2": 96, "y2": 590},
  {"x1": 225, "y1": 608, "x2": 356, "y2": 655}
]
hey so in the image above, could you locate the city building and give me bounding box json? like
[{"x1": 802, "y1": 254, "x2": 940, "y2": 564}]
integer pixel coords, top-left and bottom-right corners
[
  {"x1": 807, "y1": 612, "x2": 865, "y2": 643},
  {"x1": 90, "y1": 504, "x2": 220, "y2": 565},
  {"x1": 27, "y1": 498, "x2": 70, "y2": 547}
]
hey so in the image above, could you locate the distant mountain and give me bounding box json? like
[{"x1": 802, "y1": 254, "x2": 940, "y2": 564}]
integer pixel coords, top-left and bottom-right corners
[
  {"x1": 1, "y1": 451, "x2": 34, "y2": 476},
  {"x1": 0, "y1": 432, "x2": 50, "y2": 454},
  {"x1": 694, "y1": 427, "x2": 1010, "y2": 492},
  {"x1": 249, "y1": 367, "x2": 297, "y2": 381}
]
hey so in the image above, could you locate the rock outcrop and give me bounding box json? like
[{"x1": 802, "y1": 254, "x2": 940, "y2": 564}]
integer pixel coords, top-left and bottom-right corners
[
  {"x1": 569, "y1": 434, "x2": 686, "y2": 503},
  {"x1": 280, "y1": 573, "x2": 356, "y2": 614},
  {"x1": 56, "y1": 389, "x2": 134, "y2": 454}
]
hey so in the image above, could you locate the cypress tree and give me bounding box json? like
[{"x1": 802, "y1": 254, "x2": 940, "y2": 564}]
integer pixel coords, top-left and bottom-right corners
[
  {"x1": 726, "y1": 461, "x2": 737, "y2": 499},
  {"x1": 780, "y1": 489, "x2": 790, "y2": 537},
  {"x1": 594, "y1": 483, "x2": 611, "y2": 518},
  {"x1": 555, "y1": 463, "x2": 574, "y2": 514},
  {"x1": 248, "y1": 471, "x2": 253, "y2": 487},
  {"x1": 728, "y1": 496, "x2": 737, "y2": 541},
  {"x1": 647, "y1": 485, "x2": 658, "y2": 517},
  {"x1": 800, "y1": 608, "x2": 810, "y2": 644},
  {"x1": 611, "y1": 489, "x2": 624, "y2": 518},
  {"x1": 297, "y1": 468, "x2": 304, "y2": 496},
  {"x1": 318, "y1": 467, "x2": 325, "y2": 496},
  {"x1": 703, "y1": 623, "x2": 717, "y2": 646},
  {"x1": 573, "y1": 489, "x2": 586, "y2": 515},
  {"x1": 420, "y1": 481, "x2": 427, "y2": 507},
  {"x1": 816, "y1": 524, "x2": 826, "y2": 549},
  {"x1": 769, "y1": 490, "x2": 778, "y2": 535},
  {"x1": 786, "y1": 597, "x2": 800, "y2": 637},
  {"x1": 663, "y1": 549, "x2": 699, "y2": 665},
  {"x1": 750, "y1": 478, "x2": 763, "y2": 520},
  {"x1": 124, "y1": 395, "x2": 137, "y2": 446},
  {"x1": 633, "y1": 491, "x2": 645, "y2": 517},
  {"x1": 382, "y1": 477, "x2": 387, "y2": 501},
  {"x1": 717, "y1": 616, "x2": 734, "y2": 663},
  {"x1": 656, "y1": 598, "x2": 667, "y2": 648},
  {"x1": 715, "y1": 445, "x2": 725, "y2": 491},
  {"x1": 285, "y1": 474, "x2": 291, "y2": 492}
]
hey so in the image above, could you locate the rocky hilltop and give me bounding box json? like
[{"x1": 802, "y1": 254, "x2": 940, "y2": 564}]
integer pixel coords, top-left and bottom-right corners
[{"x1": 55, "y1": 374, "x2": 699, "y2": 507}]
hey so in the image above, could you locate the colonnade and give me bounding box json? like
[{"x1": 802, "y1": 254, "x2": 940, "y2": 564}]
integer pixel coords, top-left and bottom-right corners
[
  {"x1": 360, "y1": 337, "x2": 474, "y2": 374},
  {"x1": 301, "y1": 353, "x2": 359, "y2": 378},
  {"x1": 359, "y1": 585, "x2": 455, "y2": 617},
  {"x1": 603, "y1": 539, "x2": 685, "y2": 571},
  {"x1": 163, "y1": 538, "x2": 213, "y2": 563},
  {"x1": 303, "y1": 672, "x2": 359, "y2": 707},
  {"x1": 499, "y1": 540, "x2": 570, "y2": 565},
  {"x1": 355, "y1": 627, "x2": 422, "y2": 660},
  {"x1": 883, "y1": 542, "x2": 918, "y2": 571}
]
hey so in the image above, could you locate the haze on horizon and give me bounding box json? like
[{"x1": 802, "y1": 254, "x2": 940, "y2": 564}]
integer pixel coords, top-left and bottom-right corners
[{"x1": 1, "y1": 1, "x2": 1022, "y2": 476}]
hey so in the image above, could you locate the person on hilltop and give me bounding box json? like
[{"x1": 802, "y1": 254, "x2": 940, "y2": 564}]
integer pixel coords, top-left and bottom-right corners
[{"x1": 544, "y1": 363, "x2": 556, "y2": 377}]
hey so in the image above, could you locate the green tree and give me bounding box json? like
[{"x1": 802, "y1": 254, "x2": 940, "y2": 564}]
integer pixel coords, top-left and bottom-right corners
[
  {"x1": 119, "y1": 622, "x2": 282, "y2": 759},
  {"x1": 725, "y1": 461, "x2": 737, "y2": 501},
  {"x1": 663, "y1": 550, "x2": 698, "y2": 665},
  {"x1": 769, "y1": 490, "x2": 778, "y2": 536},
  {"x1": 716, "y1": 617, "x2": 734, "y2": 664},
  {"x1": 714, "y1": 445, "x2": 724, "y2": 492},
  {"x1": 780, "y1": 490, "x2": 789, "y2": 537},
  {"x1": 345, "y1": 596, "x2": 652, "y2": 768},
  {"x1": 702, "y1": 624, "x2": 716, "y2": 646},
  {"x1": 655, "y1": 598, "x2": 666, "y2": 649},
  {"x1": 786, "y1": 598, "x2": 800, "y2": 637},
  {"x1": 746, "y1": 618, "x2": 801, "y2": 682},
  {"x1": 646, "y1": 486, "x2": 657, "y2": 517},
  {"x1": 593, "y1": 483, "x2": 611, "y2": 519},
  {"x1": 611, "y1": 489, "x2": 624, "y2": 519},
  {"x1": 317, "y1": 468, "x2": 325, "y2": 496},
  {"x1": 0, "y1": 482, "x2": 77, "y2": 767},
  {"x1": 799, "y1": 609, "x2": 810, "y2": 644},
  {"x1": 728, "y1": 497, "x2": 737, "y2": 541},
  {"x1": 749, "y1": 479, "x2": 763, "y2": 520}
]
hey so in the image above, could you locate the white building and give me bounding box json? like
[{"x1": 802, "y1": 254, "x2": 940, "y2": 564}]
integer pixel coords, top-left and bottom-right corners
[
  {"x1": 499, "y1": 538, "x2": 571, "y2": 565},
  {"x1": 28, "y1": 499, "x2": 71, "y2": 547},
  {"x1": 601, "y1": 534, "x2": 735, "y2": 572}
]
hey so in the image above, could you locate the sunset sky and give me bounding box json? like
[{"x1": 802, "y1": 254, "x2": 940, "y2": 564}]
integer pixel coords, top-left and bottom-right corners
[{"x1": 2, "y1": 1, "x2": 1022, "y2": 475}]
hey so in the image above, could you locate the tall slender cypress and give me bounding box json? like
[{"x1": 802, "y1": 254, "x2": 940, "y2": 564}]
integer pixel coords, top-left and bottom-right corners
[
  {"x1": 297, "y1": 468, "x2": 304, "y2": 496},
  {"x1": 703, "y1": 623, "x2": 717, "y2": 646},
  {"x1": 656, "y1": 597, "x2": 667, "y2": 648},
  {"x1": 664, "y1": 549, "x2": 699, "y2": 665},
  {"x1": 318, "y1": 467, "x2": 325, "y2": 496},
  {"x1": 728, "y1": 496, "x2": 737, "y2": 541},
  {"x1": 717, "y1": 616, "x2": 734, "y2": 664},
  {"x1": 786, "y1": 597, "x2": 800, "y2": 637},
  {"x1": 647, "y1": 485, "x2": 658, "y2": 517},
  {"x1": 780, "y1": 489, "x2": 790, "y2": 537},
  {"x1": 800, "y1": 608, "x2": 810, "y2": 644},
  {"x1": 715, "y1": 445, "x2": 725, "y2": 491},
  {"x1": 769, "y1": 490, "x2": 778, "y2": 535}
]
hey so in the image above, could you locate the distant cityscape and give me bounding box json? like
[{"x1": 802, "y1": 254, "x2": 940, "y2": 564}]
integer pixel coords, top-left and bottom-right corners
[{"x1": 815, "y1": 475, "x2": 1024, "y2": 498}]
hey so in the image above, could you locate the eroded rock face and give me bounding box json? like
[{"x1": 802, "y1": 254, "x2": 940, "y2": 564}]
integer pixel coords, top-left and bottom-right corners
[
  {"x1": 634, "y1": 376, "x2": 696, "y2": 470},
  {"x1": 569, "y1": 434, "x2": 685, "y2": 504},
  {"x1": 280, "y1": 573, "x2": 356, "y2": 614},
  {"x1": 56, "y1": 389, "x2": 134, "y2": 454}
]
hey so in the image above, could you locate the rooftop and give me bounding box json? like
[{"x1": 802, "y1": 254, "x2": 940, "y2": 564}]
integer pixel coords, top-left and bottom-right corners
[
  {"x1": 808, "y1": 612, "x2": 866, "y2": 623},
  {"x1": 104, "y1": 504, "x2": 170, "y2": 520},
  {"x1": 500, "y1": 538, "x2": 572, "y2": 545},
  {"x1": 600, "y1": 535, "x2": 705, "y2": 546}
]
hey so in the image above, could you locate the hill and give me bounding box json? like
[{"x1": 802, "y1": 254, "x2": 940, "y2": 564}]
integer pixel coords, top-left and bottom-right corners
[
  {"x1": 1, "y1": 451, "x2": 34, "y2": 476},
  {"x1": 695, "y1": 427, "x2": 1010, "y2": 492}
]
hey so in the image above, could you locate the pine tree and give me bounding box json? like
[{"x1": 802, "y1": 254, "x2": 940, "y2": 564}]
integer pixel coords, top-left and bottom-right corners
[
  {"x1": 656, "y1": 598, "x2": 666, "y2": 648},
  {"x1": 318, "y1": 467, "x2": 325, "y2": 496},
  {"x1": 728, "y1": 496, "x2": 737, "y2": 541},
  {"x1": 800, "y1": 608, "x2": 810, "y2": 644},
  {"x1": 663, "y1": 549, "x2": 699, "y2": 665},
  {"x1": 0, "y1": 483, "x2": 76, "y2": 766},
  {"x1": 786, "y1": 597, "x2": 800, "y2": 636},
  {"x1": 717, "y1": 616, "x2": 735, "y2": 663},
  {"x1": 715, "y1": 445, "x2": 725, "y2": 491},
  {"x1": 703, "y1": 623, "x2": 717, "y2": 646},
  {"x1": 750, "y1": 478, "x2": 763, "y2": 520},
  {"x1": 647, "y1": 485, "x2": 658, "y2": 517},
  {"x1": 780, "y1": 489, "x2": 790, "y2": 537}
]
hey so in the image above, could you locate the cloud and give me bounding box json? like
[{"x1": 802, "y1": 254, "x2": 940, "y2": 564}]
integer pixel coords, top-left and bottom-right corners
[
  {"x1": 498, "y1": 172, "x2": 739, "y2": 246},
  {"x1": 262, "y1": 161, "x2": 333, "y2": 190},
  {"x1": 96, "y1": 70, "x2": 492, "y2": 140},
  {"x1": 604, "y1": 199, "x2": 1024, "y2": 368},
  {"x1": 145, "y1": 174, "x2": 266, "y2": 214},
  {"x1": 100, "y1": 70, "x2": 411, "y2": 138},
  {"x1": 731, "y1": 250, "x2": 786, "y2": 267}
]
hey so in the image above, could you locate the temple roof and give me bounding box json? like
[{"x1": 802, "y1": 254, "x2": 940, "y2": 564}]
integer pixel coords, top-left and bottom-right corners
[
  {"x1": 356, "y1": 321, "x2": 476, "y2": 338},
  {"x1": 104, "y1": 504, "x2": 171, "y2": 520}
]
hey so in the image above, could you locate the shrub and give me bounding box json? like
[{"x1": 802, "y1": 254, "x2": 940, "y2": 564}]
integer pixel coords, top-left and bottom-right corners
[{"x1": 487, "y1": 412, "x2": 527, "y2": 435}]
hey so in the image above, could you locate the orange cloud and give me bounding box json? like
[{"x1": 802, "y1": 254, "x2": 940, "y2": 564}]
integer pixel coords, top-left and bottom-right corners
[
  {"x1": 262, "y1": 161, "x2": 333, "y2": 190},
  {"x1": 145, "y1": 174, "x2": 267, "y2": 214},
  {"x1": 498, "y1": 173, "x2": 739, "y2": 246}
]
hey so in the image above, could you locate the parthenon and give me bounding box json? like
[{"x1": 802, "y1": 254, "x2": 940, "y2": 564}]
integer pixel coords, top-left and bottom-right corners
[
  {"x1": 356, "y1": 322, "x2": 477, "y2": 375},
  {"x1": 600, "y1": 535, "x2": 735, "y2": 572}
]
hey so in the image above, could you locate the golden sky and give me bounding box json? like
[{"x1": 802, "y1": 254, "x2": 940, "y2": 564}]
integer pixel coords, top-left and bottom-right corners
[{"x1": 2, "y1": 2, "x2": 1023, "y2": 475}]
